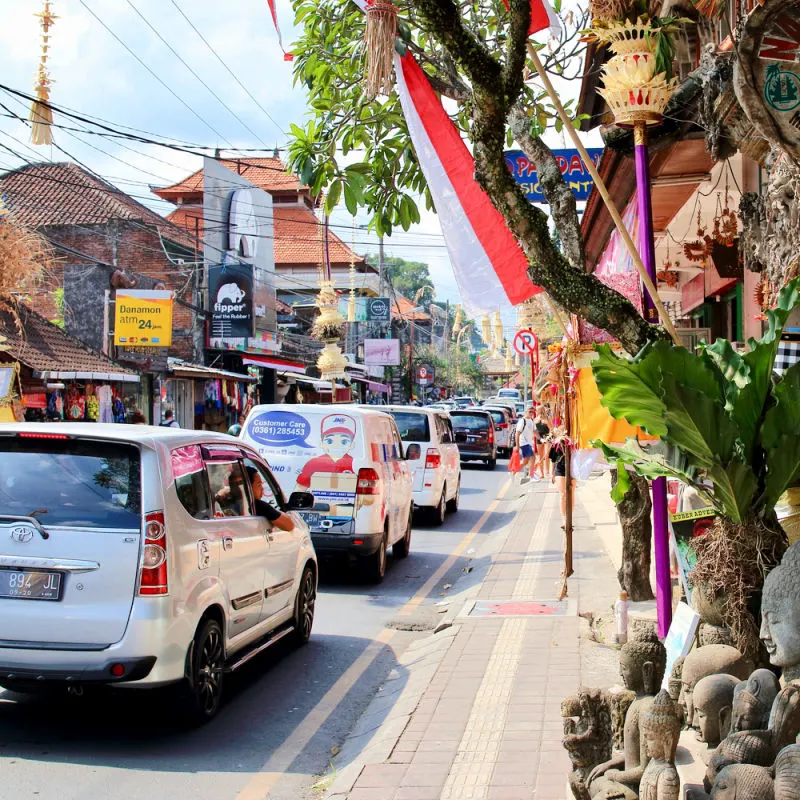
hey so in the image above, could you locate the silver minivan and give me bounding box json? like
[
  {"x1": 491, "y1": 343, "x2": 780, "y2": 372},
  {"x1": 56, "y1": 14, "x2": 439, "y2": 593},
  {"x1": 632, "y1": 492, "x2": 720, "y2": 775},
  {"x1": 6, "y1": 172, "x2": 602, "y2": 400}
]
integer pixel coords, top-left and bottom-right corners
[{"x1": 0, "y1": 424, "x2": 318, "y2": 723}]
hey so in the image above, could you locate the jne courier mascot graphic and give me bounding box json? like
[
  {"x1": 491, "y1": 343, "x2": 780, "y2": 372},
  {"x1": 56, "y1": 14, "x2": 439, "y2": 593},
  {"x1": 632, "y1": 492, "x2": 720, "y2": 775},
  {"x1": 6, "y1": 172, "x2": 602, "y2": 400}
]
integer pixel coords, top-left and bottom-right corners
[{"x1": 295, "y1": 414, "x2": 357, "y2": 491}]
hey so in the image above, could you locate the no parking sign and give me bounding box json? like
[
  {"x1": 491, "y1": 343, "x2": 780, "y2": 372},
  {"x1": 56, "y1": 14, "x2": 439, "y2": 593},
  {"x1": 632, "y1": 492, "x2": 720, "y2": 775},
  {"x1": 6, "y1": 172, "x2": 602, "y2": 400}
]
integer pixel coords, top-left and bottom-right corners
[{"x1": 513, "y1": 329, "x2": 538, "y2": 355}]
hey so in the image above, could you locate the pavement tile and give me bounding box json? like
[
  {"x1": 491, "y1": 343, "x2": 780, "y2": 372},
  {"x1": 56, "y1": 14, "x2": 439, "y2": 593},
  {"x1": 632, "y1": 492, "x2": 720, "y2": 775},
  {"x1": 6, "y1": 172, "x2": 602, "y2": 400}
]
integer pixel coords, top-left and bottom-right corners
[
  {"x1": 393, "y1": 788, "x2": 443, "y2": 800},
  {"x1": 355, "y1": 763, "x2": 408, "y2": 789},
  {"x1": 347, "y1": 790, "x2": 394, "y2": 800}
]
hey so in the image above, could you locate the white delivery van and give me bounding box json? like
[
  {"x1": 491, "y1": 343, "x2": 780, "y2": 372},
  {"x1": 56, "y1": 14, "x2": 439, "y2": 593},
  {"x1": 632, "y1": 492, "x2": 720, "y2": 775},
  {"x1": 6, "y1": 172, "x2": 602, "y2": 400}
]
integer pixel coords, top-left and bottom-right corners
[{"x1": 241, "y1": 405, "x2": 414, "y2": 581}]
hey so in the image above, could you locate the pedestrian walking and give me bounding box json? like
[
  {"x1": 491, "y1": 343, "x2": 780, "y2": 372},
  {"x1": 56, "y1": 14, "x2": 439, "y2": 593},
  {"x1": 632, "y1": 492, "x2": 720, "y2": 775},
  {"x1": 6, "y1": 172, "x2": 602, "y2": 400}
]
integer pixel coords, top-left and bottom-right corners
[
  {"x1": 513, "y1": 406, "x2": 537, "y2": 484},
  {"x1": 159, "y1": 409, "x2": 179, "y2": 428},
  {"x1": 549, "y1": 430, "x2": 575, "y2": 527},
  {"x1": 534, "y1": 410, "x2": 551, "y2": 479},
  {"x1": 227, "y1": 414, "x2": 245, "y2": 437}
]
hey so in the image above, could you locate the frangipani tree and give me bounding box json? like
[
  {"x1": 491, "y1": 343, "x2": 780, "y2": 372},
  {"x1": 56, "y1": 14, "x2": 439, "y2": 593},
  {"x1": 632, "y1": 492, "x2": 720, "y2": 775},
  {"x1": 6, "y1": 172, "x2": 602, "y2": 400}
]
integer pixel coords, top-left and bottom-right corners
[{"x1": 593, "y1": 277, "x2": 800, "y2": 656}]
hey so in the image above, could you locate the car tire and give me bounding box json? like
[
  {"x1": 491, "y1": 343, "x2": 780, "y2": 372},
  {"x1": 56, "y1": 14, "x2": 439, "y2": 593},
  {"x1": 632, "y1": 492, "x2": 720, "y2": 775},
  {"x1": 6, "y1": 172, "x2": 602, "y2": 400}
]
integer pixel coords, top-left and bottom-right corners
[
  {"x1": 177, "y1": 618, "x2": 225, "y2": 725},
  {"x1": 393, "y1": 510, "x2": 412, "y2": 559},
  {"x1": 446, "y1": 479, "x2": 460, "y2": 513},
  {"x1": 364, "y1": 531, "x2": 387, "y2": 583},
  {"x1": 430, "y1": 487, "x2": 446, "y2": 526},
  {"x1": 486, "y1": 458, "x2": 497, "y2": 470},
  {"x1": 292, "y1": 565, "x2": 317, "y2": 645}
]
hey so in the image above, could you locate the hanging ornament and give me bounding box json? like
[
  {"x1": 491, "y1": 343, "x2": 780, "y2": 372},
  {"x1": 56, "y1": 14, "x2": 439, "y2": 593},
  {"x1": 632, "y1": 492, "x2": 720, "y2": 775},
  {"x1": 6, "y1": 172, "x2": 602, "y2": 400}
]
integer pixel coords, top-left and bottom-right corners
[
  {"x1": 492, "y1": 311, "x2": 503, "y2": 358},
  {"x1": 712, "y1": 171, "x2": 738, "y2": 248},
  {"x1": 657, "y1": 238, "x2": 679, "y2": 288},
  {"x1": 452, "y1": 304, "x2": 462, "y2": 340},
  {"x1": 504, "y1": 345, "x2": 514, "y2": 373},
  {"x1": 683, "y1": 208, "x2": 712, "y2": 264},
  {"x1": 317, "y1": 342, "x2": 349, "y2": 381},
  {"x1": 481, "y1": 314, "x2": 491, "y2": 346},
  {"x1": 364, "y1": 0, "x2": 397, "y2": 98},
  {"x1": 347, "y1": 217, "x2": 357, "y2": 323},
  {"x1": 312, "y1": 211, "x2": 345, "y2": 342},
  {"x1": 30, "y1": 1, "x2": 57, "y2": 146}
]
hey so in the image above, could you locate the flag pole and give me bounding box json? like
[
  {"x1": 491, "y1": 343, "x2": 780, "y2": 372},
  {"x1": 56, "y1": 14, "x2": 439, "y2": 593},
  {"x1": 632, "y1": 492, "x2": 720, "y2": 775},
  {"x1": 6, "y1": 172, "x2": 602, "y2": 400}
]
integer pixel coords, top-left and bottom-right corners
[{"x1": 525, "y1": 43, "x2": 681, "y2": 347}]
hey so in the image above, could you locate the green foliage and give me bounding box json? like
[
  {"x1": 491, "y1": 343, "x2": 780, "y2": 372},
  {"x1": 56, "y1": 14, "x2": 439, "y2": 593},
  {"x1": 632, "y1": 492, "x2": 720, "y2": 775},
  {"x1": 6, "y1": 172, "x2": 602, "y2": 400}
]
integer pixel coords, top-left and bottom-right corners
[
  {"x1": 591, "y1": 277, "x2": 800, "y2": 524},
  {"x1": 610, "y1": 461, "x2": 631, "y2": 505},
  {"x1": 381, "y1": 255, "x2": 432, "y2": 300},
  {"x1": 49, "y1": 288, "x2": 65, "y2": 329}
]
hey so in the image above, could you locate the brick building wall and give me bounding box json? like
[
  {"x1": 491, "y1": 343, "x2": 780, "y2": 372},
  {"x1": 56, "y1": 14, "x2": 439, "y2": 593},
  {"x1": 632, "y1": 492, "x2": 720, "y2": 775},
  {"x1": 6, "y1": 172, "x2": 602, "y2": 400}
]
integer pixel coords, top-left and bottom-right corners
[{"x1": 27, "y1": 222, "x2": 197, "y2": 360}]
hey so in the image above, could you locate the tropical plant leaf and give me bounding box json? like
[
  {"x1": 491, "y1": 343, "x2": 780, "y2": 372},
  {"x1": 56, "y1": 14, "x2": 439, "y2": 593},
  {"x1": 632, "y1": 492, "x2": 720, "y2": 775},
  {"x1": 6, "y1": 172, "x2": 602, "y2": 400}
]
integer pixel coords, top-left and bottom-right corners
[
  {"x1": 610, "y1": 460, "x2": 631, "y2": 505},
  {"x1": 761, "y1": 360, "x2": 800, "y2": 508},
  {"x1": 707, "y1": 460, "x2": 759, "y2": 524},
  {"x1": 591, "y1": 344, "x2": 667, "y2": 438},
  {"x1": 592, "y1": 437, "x2": 701, "y2": 489}
]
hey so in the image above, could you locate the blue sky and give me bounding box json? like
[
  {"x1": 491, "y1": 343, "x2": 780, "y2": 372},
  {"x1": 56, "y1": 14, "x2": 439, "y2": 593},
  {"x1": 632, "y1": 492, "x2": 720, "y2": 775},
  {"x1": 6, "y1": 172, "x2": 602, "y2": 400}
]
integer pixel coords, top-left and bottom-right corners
[{"x1": 0, "y1": 0, "x2": 597, "y2": 341}]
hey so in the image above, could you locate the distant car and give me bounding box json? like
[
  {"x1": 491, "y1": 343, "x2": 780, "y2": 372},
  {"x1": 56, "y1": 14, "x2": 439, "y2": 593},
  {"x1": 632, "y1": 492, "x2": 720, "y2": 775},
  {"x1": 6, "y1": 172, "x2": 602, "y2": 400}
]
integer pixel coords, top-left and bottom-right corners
[
  {"x1": 381, "y1": 406, "x2": 461, "y2": 525},
  {"x1": 0, "y1": 424, "x2": 318, "y2": 723},
  {"x1": 450, "y1": 409, "x2": 497, "y2": 470},
  {"x1": 454, "y1": 397, "x2": 475, "y2": 408},
  {"x1": 482, "y1": 406, "x2": 515, "y2": 456},
  {"x1": 497, "y1": 388, "x2": 521, "y2": 401},
  {"x1": 515, "y1": 403, "x2": 525, "y2": 418}
]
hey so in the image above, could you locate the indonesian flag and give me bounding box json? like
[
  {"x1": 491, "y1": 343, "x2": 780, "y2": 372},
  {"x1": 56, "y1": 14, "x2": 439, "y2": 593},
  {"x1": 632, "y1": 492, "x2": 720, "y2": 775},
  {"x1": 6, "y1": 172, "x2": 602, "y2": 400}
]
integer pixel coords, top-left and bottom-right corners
[
  {"x1": 266, "y1": 0, "x2": 294, "y2": 61},
  {"x1": 395, "y1": 50, "x2": 539, "y2": 315},
  {"x1": 501, "y1": 0, "x2": 562, "y2": 36}
]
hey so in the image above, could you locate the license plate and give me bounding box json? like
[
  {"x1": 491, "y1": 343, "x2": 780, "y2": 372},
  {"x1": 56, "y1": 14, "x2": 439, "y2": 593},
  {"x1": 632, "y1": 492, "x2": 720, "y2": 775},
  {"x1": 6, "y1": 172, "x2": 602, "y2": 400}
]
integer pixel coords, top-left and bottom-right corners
[
  {"x1": 0, "y1": 570, "x2": 62, "y2": 601},
  {"x1": 299, "y1": 511, "x2": 322, "y2": 528}
]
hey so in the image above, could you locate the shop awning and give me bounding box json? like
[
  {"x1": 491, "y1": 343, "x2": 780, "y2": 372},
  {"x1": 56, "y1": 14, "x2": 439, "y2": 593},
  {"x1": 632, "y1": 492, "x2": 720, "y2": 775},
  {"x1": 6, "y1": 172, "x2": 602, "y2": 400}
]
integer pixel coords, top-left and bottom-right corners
[
  {"x1": 350, "y1": 375, "x2": 390, "y2": 392},
  {"x1": 38, "y1": 370, "x2": 140, "y2": 383},
  {"x1": 168, "y1": 358, "x2": 256, "y2": 382},
  {"x1": 243, "y1": 354, "x2": 306, "y2": 374}
]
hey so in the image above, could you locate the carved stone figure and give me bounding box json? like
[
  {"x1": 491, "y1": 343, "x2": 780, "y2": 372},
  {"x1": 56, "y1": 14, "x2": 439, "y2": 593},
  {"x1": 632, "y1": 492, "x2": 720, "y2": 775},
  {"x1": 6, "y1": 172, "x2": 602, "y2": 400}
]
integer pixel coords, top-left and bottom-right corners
[
  {"x1": 731, "y1": 670, "x2": 781, "y2": 734},
  {"x1": 699, "y1": 624, "x2": 734, "y2": 648},
  {"x1": 667, "y1": 657, "x2": 684, "y2": 703},
  {"x1": 709, "y1": 764, "x2": 774, "y2": 800},
  {"x1": 681, "y1": 646, "x2": 753, "y2": 728},
  {"x1": 562, "y1": 689, "x2": 613, "y2": 800},
  {"x1": 694, "y1": 674, "x2": 741, "y2": 745},
  {"x1": 639, "y1": 691, "x2": 681, "y2": 800},
  {"x1": 588, "y1": 631, "x2": 667, "y2": 799},
  {"x1": 760, "y1": 541, "x2": 800, "y2": 685},
  {"x1": 774, "y1": 744, "x2": 800, "y2": 800},
  {"x1": 768, "y1": 684, "x2": 800, "y2": 752},
  {"x1": 608, "y1": 686, "x2": 637, "y2": 751}
]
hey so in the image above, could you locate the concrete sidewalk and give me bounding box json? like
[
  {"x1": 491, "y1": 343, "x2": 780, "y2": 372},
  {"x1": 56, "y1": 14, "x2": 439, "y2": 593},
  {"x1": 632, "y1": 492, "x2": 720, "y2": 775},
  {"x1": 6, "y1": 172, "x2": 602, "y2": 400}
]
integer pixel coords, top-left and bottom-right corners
[{"x1": 324, "y1": 478, "x2": 622, "y2": 800}]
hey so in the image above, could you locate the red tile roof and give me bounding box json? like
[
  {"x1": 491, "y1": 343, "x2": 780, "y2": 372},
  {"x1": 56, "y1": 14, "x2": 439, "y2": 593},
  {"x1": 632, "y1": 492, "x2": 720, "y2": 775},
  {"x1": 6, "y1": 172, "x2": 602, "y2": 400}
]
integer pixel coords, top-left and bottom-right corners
[
  {"x1": 1, "y1": 304, "x2": 139, "y2": 378},
  {"x1": 0, "y1": 162, "x2": 195, "y2": 250},
  {"x1": 153, "y1": 157, "x2": 302, "y2": 200},
  {"x1": 393, "y1": 295, "x2": 431, "y2": 321}
]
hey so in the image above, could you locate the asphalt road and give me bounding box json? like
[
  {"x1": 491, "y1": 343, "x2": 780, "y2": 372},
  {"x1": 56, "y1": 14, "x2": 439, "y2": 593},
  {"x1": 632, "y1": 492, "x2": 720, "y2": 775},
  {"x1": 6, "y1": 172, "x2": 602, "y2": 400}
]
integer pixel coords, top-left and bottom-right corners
[{"x1": 0, "y1": 461, "x2": 516, "y2": 800}]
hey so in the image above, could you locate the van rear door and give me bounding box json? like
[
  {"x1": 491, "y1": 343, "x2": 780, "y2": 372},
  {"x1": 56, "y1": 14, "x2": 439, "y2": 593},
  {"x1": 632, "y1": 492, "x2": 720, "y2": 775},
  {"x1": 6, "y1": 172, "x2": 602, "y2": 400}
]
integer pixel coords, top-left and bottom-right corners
[{"x1": 0, "y1": 434, "x2": 143, "y2": 647}]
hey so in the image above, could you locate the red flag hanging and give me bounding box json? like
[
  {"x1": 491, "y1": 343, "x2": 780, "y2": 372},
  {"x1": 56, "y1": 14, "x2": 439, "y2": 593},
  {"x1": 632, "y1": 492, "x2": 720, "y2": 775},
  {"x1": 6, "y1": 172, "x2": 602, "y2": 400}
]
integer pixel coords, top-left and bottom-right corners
[
  {"x1": 266, "y1": 0, "x2": 294, "y2": 61},
  {"x1": 500, "y1": 0, "x2": 562, "y2": 36}
]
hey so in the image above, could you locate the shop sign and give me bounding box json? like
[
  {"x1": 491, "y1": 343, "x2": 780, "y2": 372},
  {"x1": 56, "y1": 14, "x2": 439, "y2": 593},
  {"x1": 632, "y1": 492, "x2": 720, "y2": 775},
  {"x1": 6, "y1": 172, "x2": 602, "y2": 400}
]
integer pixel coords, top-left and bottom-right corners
[
  {"x1": 682, "y1": 273, "x2": 705, "y2": 314},
  {"x1": 337, "y1": 296, "x2": 393, "y2": 322},
  {"x1": 735, "y1": 0, "x2": 800, "y2": 165},
  {"x1": 114, "y1": 290, "x2": 173, "y2": 347},
  {"x1": 208, "y1": 259, "x2": 254, "y2": 349},
  {"x1": 364, "y1": 338, "x2": 400, "y2": 366},
  {"x1": 504, "y1": 148, "x2": 604, "y2": 203}
]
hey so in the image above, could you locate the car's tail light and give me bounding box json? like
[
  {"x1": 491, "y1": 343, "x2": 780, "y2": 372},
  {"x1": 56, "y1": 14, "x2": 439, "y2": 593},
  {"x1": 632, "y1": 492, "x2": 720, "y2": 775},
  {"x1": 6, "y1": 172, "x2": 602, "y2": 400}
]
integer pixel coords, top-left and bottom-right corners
[
  {"x1": 17, "y1": 432, "x2": 69, "y2": 440},
  {"x1": 425, "y1": 449, "x2": 441, "y2": 469},
  {"x1": 356, "y1": 468, "x2": 380, "y2": 495},
  {"x1": 487, "y1": 427, "x2": 494, "y2": 443},
  {"x1": 497, "y1": 423, "x2": 508, "y2": 429},
  {"x1": 139, "y1": 511, "x2": 168, "y2": 595}
]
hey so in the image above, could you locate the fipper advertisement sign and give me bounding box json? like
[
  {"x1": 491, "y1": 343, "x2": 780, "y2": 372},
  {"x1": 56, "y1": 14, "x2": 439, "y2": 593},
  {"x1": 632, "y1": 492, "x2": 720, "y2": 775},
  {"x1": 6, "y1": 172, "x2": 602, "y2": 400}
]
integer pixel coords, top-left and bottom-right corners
[{"x1": 114, "y1": 290, "x2": 173, "y2": 347}]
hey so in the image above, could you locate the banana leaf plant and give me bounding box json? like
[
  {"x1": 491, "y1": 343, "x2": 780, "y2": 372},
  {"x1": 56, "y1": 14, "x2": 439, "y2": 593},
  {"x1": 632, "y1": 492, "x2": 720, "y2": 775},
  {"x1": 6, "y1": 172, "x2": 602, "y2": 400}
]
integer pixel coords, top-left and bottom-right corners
[{"x1": 590, "y1": 277, "x2": 800, "y2": 656}]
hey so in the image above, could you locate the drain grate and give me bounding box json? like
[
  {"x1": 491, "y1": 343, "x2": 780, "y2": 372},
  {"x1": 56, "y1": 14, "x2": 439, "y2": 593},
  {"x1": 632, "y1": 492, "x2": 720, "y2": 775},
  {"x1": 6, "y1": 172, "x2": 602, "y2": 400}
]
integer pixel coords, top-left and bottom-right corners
[{"x1": 469, "y1": 600, "x2": 567, "y2": 617}]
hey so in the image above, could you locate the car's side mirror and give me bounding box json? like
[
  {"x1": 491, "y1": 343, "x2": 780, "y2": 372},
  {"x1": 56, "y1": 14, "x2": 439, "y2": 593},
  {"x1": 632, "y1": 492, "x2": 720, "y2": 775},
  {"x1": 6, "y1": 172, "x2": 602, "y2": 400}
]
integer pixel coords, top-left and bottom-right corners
[
  {"x1": 405, "y1": 443, "x2": 421, "y2": 460},
  {"x1": 288, "y1": 491, "x2": 314, "y2": 510}
]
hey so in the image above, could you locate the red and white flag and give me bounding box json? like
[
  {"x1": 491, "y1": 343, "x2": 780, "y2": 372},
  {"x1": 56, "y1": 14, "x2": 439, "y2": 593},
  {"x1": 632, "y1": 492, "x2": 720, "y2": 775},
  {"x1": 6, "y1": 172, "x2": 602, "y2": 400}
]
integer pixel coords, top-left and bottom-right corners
[
  {"x1": 266, "y1": 0, "x2": 294, "y2": 61},
  {"x1": 501, "y1": 0, "x2": 562, "y2": 36},
  {"x1": 394, "y1": 50, "x2": 539, "y2": 315}
]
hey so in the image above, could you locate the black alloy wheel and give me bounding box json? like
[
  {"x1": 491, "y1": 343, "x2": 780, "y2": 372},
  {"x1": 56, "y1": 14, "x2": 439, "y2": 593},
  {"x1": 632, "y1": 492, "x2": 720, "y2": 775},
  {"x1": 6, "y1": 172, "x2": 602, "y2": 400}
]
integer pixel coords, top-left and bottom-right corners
[
  {"x1": 293, "y1": 565, "x2": 316, "y2": 645},
  {"x1": 180, "y1": 618, "x2": 225, "y2": 724},
  {"x1": 486, "y1": 457, "x2": 497, "y2": 470}
]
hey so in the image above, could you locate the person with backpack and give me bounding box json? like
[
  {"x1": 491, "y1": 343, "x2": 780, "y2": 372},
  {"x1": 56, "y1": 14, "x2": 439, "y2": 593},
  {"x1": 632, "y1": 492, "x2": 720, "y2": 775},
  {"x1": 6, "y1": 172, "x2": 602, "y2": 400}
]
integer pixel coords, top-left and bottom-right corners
[
  {"x1": 513, "y1": 406, "x2": 537, "y2": 484},
  {"x1": 159, "y1": 409, "x2": 179, "y2": 428}
]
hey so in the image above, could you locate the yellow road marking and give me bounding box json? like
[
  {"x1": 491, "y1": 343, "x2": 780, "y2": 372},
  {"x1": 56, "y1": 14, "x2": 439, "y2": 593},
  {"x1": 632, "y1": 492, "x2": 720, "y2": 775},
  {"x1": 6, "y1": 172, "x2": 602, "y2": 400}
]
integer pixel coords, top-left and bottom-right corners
[{"x1": 234, "y1": 477, "x2": 512, "y2": 799}]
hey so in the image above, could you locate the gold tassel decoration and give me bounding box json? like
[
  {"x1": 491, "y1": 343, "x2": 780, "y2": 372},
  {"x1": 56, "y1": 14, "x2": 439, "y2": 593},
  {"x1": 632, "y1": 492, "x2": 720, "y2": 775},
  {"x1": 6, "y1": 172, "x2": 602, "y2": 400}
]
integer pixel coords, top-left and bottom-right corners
[
  {"x1": 492, "y1": 311, "x2": 503, "y2": 358},
  {"x1": 364, "y1": 1, "x2": 397, "y2": 98},
  {"x1": 30, "y1": 1, "x2": 57, "y2": 146},
  {"x1": 347, "y1": 218, "x2": 357, "y2": 323}
]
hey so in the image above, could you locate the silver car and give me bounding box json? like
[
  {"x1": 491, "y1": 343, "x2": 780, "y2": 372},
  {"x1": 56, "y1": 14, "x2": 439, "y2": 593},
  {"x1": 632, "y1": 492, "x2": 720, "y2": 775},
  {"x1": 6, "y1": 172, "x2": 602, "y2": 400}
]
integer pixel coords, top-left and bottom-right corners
[{"x1": 0, "y1": 424, "x2": 318, "y2": 723}]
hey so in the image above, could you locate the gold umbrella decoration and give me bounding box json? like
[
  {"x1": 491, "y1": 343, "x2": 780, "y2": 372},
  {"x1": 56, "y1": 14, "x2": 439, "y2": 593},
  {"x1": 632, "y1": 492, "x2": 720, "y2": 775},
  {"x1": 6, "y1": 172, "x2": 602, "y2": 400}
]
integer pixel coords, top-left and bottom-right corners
[
  {"x1": 480, "y1": 314, "x2": 491, "y2": 348},
  {"x1": 492, "y1": 311, "x2": 503, "y2": 358},
  {"x1": 30, "y1": 1, "x2": 57, "y2": 146}
]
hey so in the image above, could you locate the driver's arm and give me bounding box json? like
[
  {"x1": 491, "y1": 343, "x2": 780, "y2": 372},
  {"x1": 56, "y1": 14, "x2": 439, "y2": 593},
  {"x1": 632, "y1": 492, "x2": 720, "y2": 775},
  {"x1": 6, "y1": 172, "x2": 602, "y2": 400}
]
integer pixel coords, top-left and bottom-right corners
[{"x1": 261, "y1": 501, "x2": 295, "y2": 531}]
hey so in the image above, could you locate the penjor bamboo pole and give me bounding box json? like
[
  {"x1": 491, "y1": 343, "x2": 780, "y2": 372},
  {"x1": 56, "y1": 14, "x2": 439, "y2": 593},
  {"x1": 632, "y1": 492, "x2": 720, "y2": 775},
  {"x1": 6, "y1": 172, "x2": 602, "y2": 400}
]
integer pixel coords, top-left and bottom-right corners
[{"x1": 526, "y1": 43, "x2": 681, "y2": 347}]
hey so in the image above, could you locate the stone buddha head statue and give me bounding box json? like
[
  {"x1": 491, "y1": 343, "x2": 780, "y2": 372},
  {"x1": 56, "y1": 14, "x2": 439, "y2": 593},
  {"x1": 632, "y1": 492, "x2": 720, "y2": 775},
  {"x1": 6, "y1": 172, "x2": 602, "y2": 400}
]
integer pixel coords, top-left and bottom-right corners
[
  {"x1": 668, "y1": 656, "x2": 685, "y2": 702},
  {"x1": 681, "y1": 645, "x2": 753, "y2": 728},
  {"x1": 619, "y1": 629, "x2": 667, "y2": 696},
  {"x1": 731, "y1": 670, "x2": 781, "y2": 734},
  {"x1": 694, "y1": 674, "x2": 741, "y2": 745},
  {"x1": 761, "y1": 542, "x2": 800, "y2": 683},
  {"x1": 642, "y1": 690, "x2": 681, "y2": 763},
  {"x1": 710, "y1": 764, "x2": 775, "y2": 800}
]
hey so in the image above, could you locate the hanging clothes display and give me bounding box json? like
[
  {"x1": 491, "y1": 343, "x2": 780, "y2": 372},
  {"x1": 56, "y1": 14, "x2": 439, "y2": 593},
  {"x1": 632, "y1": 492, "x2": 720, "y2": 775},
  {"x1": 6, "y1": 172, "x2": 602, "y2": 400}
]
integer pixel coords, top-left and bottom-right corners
[{"x1": 96, "y1": 384, "x2": 113, "y2": 423}]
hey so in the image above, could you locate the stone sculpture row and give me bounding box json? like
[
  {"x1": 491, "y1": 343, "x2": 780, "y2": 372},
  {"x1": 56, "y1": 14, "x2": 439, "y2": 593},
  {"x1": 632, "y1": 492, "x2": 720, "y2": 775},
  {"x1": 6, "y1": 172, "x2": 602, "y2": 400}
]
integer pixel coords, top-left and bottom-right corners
[{"x1": 562, "y1": 540, "x2": 800, "y2": 800}]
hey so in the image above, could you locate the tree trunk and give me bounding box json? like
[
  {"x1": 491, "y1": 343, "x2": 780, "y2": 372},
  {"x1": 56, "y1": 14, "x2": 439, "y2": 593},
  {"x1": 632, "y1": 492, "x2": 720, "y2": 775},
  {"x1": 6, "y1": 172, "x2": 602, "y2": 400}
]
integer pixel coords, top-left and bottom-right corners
[{"x1": 612, "y1": 469, "x2": 654, "y2": 602}]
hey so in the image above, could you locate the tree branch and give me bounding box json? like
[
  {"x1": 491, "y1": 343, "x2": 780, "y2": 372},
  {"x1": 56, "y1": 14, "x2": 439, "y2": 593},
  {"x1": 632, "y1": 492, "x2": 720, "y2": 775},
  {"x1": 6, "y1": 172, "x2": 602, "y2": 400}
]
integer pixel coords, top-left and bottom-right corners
[
  {"x1": 509, "y1": 107, "x2": 585, "y2": 271},
  {"x1": 504, "y1": 0, "x2": 530, "y2": 111}
]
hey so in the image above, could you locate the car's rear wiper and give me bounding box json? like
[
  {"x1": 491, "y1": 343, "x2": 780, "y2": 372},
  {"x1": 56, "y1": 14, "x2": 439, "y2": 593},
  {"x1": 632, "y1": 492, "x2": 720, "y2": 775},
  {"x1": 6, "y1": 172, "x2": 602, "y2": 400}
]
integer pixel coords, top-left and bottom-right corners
[{"x1": 0, "y1": 513, "x2": 50, "y2": 539}]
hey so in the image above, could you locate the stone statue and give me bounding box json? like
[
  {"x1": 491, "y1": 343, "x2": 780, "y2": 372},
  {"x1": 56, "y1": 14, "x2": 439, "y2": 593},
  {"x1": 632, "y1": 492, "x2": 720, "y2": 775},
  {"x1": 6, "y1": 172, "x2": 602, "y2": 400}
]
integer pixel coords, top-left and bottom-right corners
[
  {"x1": 693, "y1": 674, "x2": 741, "y2": 745},
  {"x1": 709, "y1": 764, "x2": 774, "y2": 800},
  {"x1": 774, "y1": 744, "x2": 800, "y2": 800},
  {"x1": 588, "y1": 631, "x2": 667, "y2": 799},
  {"x1": 667, "y1": 657, "x2": 684, "y2": 703},
  {"x1": 760, "y1": 541, "x2": 800, "y2": 685},
  {"x1": 731, "y1": 670, "x2": 781, "y2": 734},
  {"x1": 681, "y1": 645, "x2": 753, "y2": 728},
  {"x1": 639, "y1": 691, "x2": 681, "y2": 800},
  {"x1": 608, "y1": 686, "x2": 637, "y2": 751},
  {"x1": 699, "y1": 623, "x2": 734, "y2": 648},
  {"x1": 768, "y1": 683, "x2": 800, "y2": 752},
  {"x1": 562, "y1": 689, "x2": 613, "y2": 800}
]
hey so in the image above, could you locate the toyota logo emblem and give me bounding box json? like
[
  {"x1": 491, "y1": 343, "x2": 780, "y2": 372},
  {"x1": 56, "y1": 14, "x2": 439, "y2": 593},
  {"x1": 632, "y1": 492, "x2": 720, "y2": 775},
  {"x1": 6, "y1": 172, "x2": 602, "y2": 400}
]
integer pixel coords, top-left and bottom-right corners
[{"x1": 10, "y1": 526, "x2": 34, "y2": 544}]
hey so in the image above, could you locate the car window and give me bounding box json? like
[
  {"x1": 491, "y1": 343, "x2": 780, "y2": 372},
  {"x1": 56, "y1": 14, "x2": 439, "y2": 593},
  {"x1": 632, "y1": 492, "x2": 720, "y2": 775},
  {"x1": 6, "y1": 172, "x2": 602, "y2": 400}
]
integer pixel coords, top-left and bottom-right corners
[
  {"x1": 242, "y1": 456, "x2": 283, "y2": 511},
  {"x1": 0, "y1": 437, "x2": 141, "y2": 529},
  {"x1": 206, "y1": 460, "x2": 252, "y2": 518},
  {"x1": 486, "y1": 410, "x2": 506, "y2": 425},
  {"x1": 436, "y1": 415, "x2": 453, "y2": 443},
  {"x1": 451, "y1": 413, "x2": 489, "y2": 431},
  {"x1": 388, "y1": 411, "x2": 430, "y2": 442},
  {"x1": 171, "y1": 445, "x2": 212, "y2": 520},
  {"x1": 390, "y1": 426, "x2": 405, "y2": 460}
]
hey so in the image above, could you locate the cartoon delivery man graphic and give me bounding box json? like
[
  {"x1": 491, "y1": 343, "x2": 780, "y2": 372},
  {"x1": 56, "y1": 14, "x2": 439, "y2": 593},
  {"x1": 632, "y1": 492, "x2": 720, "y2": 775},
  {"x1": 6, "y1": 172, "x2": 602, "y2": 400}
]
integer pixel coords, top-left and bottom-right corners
[{"x1": 295, "y1": 413, "x2": 357, "y2": 491}]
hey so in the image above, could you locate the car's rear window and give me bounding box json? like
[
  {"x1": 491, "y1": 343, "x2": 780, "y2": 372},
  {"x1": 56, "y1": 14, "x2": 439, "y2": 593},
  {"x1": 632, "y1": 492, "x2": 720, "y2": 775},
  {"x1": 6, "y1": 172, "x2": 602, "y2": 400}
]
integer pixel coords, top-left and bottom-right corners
[
  {"x1": 388, "y1": 411, "x2": 431, "y2": 442},
  {"x1": 486, "y1": 410, "x2": 505, "y2": 425},
  {"x1": 451, "y1": 413, "x2": 490, "y2": 431},
  {"x1": 0, "y1": 438, "x2": 141, "y2": 529}
]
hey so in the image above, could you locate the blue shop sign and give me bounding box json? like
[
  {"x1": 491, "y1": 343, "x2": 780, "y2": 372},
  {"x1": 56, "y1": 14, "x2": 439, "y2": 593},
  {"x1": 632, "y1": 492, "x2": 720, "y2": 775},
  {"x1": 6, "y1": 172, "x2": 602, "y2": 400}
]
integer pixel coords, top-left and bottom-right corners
[{"x1": 504, "y1": 148, "x2": 604, "y2": 203}]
